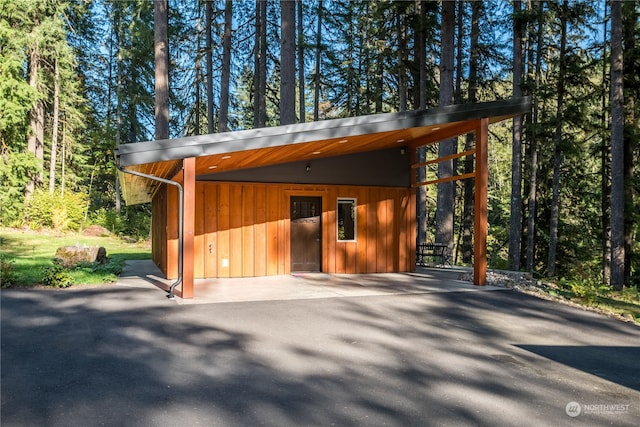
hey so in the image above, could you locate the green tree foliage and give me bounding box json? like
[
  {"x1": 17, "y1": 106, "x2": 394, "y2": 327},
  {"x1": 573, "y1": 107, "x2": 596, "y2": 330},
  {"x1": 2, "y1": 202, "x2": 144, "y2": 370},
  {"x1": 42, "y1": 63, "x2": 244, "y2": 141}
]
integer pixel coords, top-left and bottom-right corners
[
  {"x1": 0, "y1": 153, "x2": 39, "y2": 225},
  {"x1": 24, "y1": 190, "x2": 87, "y2": 231},
  {"x1": 0, "y1": 1, "x2": 36, "y2": 150},
  {"x1": 527, "y1": 1, "x2": 609, "y2": 279},
  {"x1": 0, "y1": 0, "x2": 89, "y2": 224}
]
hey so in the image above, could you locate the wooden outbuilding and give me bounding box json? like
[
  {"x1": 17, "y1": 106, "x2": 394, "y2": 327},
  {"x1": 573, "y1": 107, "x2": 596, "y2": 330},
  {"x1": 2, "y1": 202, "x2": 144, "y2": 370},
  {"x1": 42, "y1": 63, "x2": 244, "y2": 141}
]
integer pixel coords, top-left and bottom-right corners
[{"x1": 115, "y1": 98, "x2": 530, "y2": 299}]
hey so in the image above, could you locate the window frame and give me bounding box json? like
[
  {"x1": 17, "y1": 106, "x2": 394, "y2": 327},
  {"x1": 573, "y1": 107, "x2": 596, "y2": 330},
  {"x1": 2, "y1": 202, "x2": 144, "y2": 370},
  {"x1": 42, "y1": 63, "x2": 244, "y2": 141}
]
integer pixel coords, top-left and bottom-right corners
[{"x1": 337, "y1": 198, "x2": 357, "y2": 242}]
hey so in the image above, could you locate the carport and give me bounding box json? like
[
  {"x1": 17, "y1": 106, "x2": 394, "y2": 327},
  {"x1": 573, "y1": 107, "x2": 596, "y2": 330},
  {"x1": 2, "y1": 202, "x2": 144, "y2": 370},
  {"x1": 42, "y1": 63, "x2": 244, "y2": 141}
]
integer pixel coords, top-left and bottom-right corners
[{"x1": 115, "y1": 97, "x2": 530, "y2": 299}]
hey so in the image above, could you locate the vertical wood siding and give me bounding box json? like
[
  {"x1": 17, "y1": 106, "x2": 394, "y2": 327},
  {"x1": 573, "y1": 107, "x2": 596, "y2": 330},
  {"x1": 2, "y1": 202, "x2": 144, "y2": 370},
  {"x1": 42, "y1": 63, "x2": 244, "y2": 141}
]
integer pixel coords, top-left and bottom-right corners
[
  {"x1": 157, "y1": 182, "x2": 415, "y2": 279},
  {"x1": 151, "y1": 185, "x2": 168, "y2": 274}
]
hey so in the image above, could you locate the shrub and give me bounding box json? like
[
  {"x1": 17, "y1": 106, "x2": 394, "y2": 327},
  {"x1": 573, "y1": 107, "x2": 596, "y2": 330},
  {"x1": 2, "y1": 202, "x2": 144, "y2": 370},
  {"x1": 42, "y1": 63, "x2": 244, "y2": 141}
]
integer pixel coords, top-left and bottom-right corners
[
  {"x1": 25, "y1": 190, "x2": 88, "y2": 231},
  {"x1": 122, "y1": 206, "x2": 151, "y2": 240},
  {"x1": 90, "y1": 206, "x2": 150, "y2": 241},
  {"x1": 0, "y1": 254, "x2": 16, "y2": 288},
  {"x1": 90, "y1": 208, "x2": 124, "y2": 235},
  {"x1": 41, "y1": 261, "x2": 73, "y2": 288},
  {"x1": 72, "y1": 259, "x2": 123, "y2": 284}
]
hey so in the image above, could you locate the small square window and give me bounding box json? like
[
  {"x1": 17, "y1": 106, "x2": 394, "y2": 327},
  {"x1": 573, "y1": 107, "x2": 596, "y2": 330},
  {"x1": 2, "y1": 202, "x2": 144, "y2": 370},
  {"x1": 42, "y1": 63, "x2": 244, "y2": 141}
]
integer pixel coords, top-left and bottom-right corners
[{"x1": 337, "y1": 198, "x2": 356, "y2": 241}]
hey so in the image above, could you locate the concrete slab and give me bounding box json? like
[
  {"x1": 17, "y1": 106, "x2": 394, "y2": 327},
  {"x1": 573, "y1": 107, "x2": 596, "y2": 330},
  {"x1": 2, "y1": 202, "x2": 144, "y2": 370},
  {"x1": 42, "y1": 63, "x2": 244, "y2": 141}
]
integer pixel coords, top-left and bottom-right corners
[{"x1": 118, "y1": 260, "x2": 504, "y2": 304}]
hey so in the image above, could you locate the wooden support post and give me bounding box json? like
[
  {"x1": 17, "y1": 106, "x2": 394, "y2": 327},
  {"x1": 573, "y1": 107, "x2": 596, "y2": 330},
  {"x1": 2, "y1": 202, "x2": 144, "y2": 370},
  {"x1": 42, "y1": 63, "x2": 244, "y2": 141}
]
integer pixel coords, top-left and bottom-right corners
[
  {"x1": 474, "y1": 118, "x2": 489, "y2": 286},
  {"x1": 166, "y1": 185, "x2": 178, "y2": 279},
  {"x1": 181, "y1": 157, "x2": 196, "y2": 298}
]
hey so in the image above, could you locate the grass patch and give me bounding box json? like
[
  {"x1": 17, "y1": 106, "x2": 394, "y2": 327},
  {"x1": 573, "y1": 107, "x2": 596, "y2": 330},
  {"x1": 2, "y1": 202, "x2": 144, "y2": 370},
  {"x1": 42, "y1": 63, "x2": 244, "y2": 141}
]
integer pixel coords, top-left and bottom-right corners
[
  {"x1": 585, "y1": 286, "x2": 640, "y2": 323},
  {"x1": 595, "y1": 293, "x2": 640, "y2": 321},
  {"x1": 553, "y1": 278, "x2": 640, "y2": 324},
  {"x1": 0, "y1": 228, "x2": 151, "y2": 288},
  {"x1": 464, "y1": 271, "x2": 639, "y2": 325}
]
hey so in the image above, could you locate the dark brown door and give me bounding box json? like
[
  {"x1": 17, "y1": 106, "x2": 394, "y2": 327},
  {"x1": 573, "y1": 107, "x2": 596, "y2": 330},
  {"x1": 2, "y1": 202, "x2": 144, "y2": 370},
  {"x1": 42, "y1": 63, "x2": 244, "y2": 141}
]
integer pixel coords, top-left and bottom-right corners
[{"x1": 290, "y1": 196, "x2": 322, "y2": 272}]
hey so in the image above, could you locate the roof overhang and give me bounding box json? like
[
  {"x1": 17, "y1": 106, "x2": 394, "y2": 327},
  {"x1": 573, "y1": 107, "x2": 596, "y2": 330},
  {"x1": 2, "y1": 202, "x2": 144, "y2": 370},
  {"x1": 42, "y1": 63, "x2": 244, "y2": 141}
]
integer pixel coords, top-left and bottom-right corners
[{"x1": 115, "y1": 97, "x2": 530, "y2": 204}]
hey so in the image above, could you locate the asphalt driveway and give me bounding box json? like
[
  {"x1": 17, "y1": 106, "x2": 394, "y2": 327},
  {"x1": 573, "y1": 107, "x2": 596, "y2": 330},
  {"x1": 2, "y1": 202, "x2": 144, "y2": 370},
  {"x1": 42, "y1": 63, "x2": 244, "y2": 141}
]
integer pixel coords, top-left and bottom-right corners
[{"x1": 2, "y1": 271, "x2": 639, "y2": 426}]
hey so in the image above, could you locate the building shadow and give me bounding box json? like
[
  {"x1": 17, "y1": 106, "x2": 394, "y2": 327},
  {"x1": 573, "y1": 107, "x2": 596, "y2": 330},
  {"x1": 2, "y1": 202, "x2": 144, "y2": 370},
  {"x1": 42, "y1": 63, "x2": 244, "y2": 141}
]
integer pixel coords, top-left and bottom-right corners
[{"x1": 516, "y1": 345, "x2": 640, "y2": 391}]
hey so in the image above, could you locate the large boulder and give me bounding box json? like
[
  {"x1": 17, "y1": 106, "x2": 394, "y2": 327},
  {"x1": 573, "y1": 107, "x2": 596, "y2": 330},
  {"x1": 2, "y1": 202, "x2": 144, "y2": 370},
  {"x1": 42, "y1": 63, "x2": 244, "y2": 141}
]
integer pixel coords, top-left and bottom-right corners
[{"x1": 54, "y1": 246, "x2": 107, "y2": 268}]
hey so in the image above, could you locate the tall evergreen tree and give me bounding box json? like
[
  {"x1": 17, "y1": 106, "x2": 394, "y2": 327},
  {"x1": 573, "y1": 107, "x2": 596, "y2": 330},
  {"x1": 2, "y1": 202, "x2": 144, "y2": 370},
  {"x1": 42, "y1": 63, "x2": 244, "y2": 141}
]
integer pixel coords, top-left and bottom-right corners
[
  {"x1": 526, "y1": 0, "x2": 544, "y2": 273},
  {"x1": 280, "y1": 0, "x2": 296, "y2": 124},
  {"x1": 0, "y1": 0, "x2": 36, "y2": 151},
  {"x1": 621, "y1": 0, "x2": 638, "y2": 286},
  {"x1": 25, "y1": 4, "x2": 46, "y2": 199},
  {"x1": 219, "y1": 0, "x2": 233, "y2": 132},
  {"x1": 312, "y1": 0, "x2": 323, "y2": 121},
  {"x1": 297, "y1": 0, "x2": 305, "y2": 123},
  {"x1": 436, "y1": 0, "x2": 456, "y2": 250},
  {"x1": 253, "y1": 0, "x2": 267, "y2": 128},
  {"x1": 205, "y1": 0, "x2": 214, "y2": 134},
  {"x1": 598, "y1": 0, "x2": 612, "y2": 285},
  {"x1": 154, "y1": 0, "x2": 169, "y2": 140},
  {"x1": 461, "y1": 0, "x2": 481, "y2": 264},
  {"x1": 609, "y1": 0, "x2": 624, "y2": 289},
  {"x1": 396, "y1": 1, "x2": 409, "y2": 112},
  {"x1": 414, "y1": 0, "x2": 439, "y2": 247},
  {"x1": 509, "y1": 0, "x2": 525, "y2": 271}
]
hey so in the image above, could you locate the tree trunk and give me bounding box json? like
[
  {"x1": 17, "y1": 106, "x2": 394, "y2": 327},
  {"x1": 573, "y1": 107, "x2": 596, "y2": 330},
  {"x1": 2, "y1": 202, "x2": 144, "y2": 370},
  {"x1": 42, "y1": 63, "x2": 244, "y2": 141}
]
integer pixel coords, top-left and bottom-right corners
[
  {"x1": 254, "y1": 0, "x2": 261, "y2": 127},
  {"x1": 623, "y1": 121, "x2": 634, "y2": 286},
  {"x1": 436, "y1": 0, "x2": 456, "y2": 251},
  {"x1": 313, "y1": 0, "x2": 322, "y2": 121},
  {"x1": 526, "y1": 0, "x2": 544, "y2": 273},
  {"x1": 114, "y1": 6, "x2": 123, "y2": 214},
  {"x1": 462, "y1": 0, "x2": 480, "y2": 264},
  {"x1": 416, "y1": 0, "x2": 427, "y2": 110},
  {"x1": 509, "y1": 0, "x2": 524, "y2": 271},
  {"x1": 195, "y1": 17, "x2": 201, "y2": 135},
  {"x1": 280, "y1": 0, "x2": 296, "y2": 125},
  {"x1": 27, "y1": 47, "x2": 44, "y2": 199},
  {"x1": 547, "y1": 1, "x2": 568, "y2": 278},
  {"x1": 397, "y1": 5, "x2": 407, "y2": 112},
  {"x1": 254, "y1": 0, "x2": 267, "y2": 128},
  {"x1": 206, "y1": 0, "x2": 214, "y2": 134},
  {"x1": 609, "y1": 0, "x2": 624, "y2": 290},
  {"x1": 361, "y1": 3, "x2": 370, "y2": 115},
  {"x1": 297, "y1": 0, "x2": 305, "y2": 123},
  {"x1": 527, "y1": 131, "x2": 539, "y2": 273},
  {"x1": 375, "y1": 41, "x2": 383, "y2": 114},
  {"x1": 416, "y1": 0, "x2": 427, "y2": 246},
  {"x1": 454, "y1": 1, "x2": 464, "y2": 104},
  {"x1": 105, "y1": 4, "x2": 118, "y2": 212},
  {"x1": 601, "y1": 0, "x2": 611, "y2": 285},
  {"x1": 219, "y1": 0, "x2": 232, "y2": 132},
  {"x1": 602, "y1": 140, "x2": 611, "y2": 285},
  {"x1": 61, "y1": 122, "x2": 66, "y2": 196},
  {"x1": 154, "y1": 0, "x2": 170, "y2": 140},
  {"x1": 49, "y1": 57, "x2": 60, "y2": 195},
  {"x1": 622, "y1": 0, "x2": 637, "y2": 286},
  {"x1": 452, "y1": 2, "x2": 465, "y2": 263}
]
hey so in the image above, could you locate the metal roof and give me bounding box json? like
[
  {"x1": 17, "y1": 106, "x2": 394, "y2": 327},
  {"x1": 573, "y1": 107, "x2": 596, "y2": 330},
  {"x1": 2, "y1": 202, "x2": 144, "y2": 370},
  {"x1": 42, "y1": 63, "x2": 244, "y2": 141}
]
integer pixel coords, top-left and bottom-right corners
[{"x1": 115, "y1": 97, "x2": 530, "y2": 204}]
